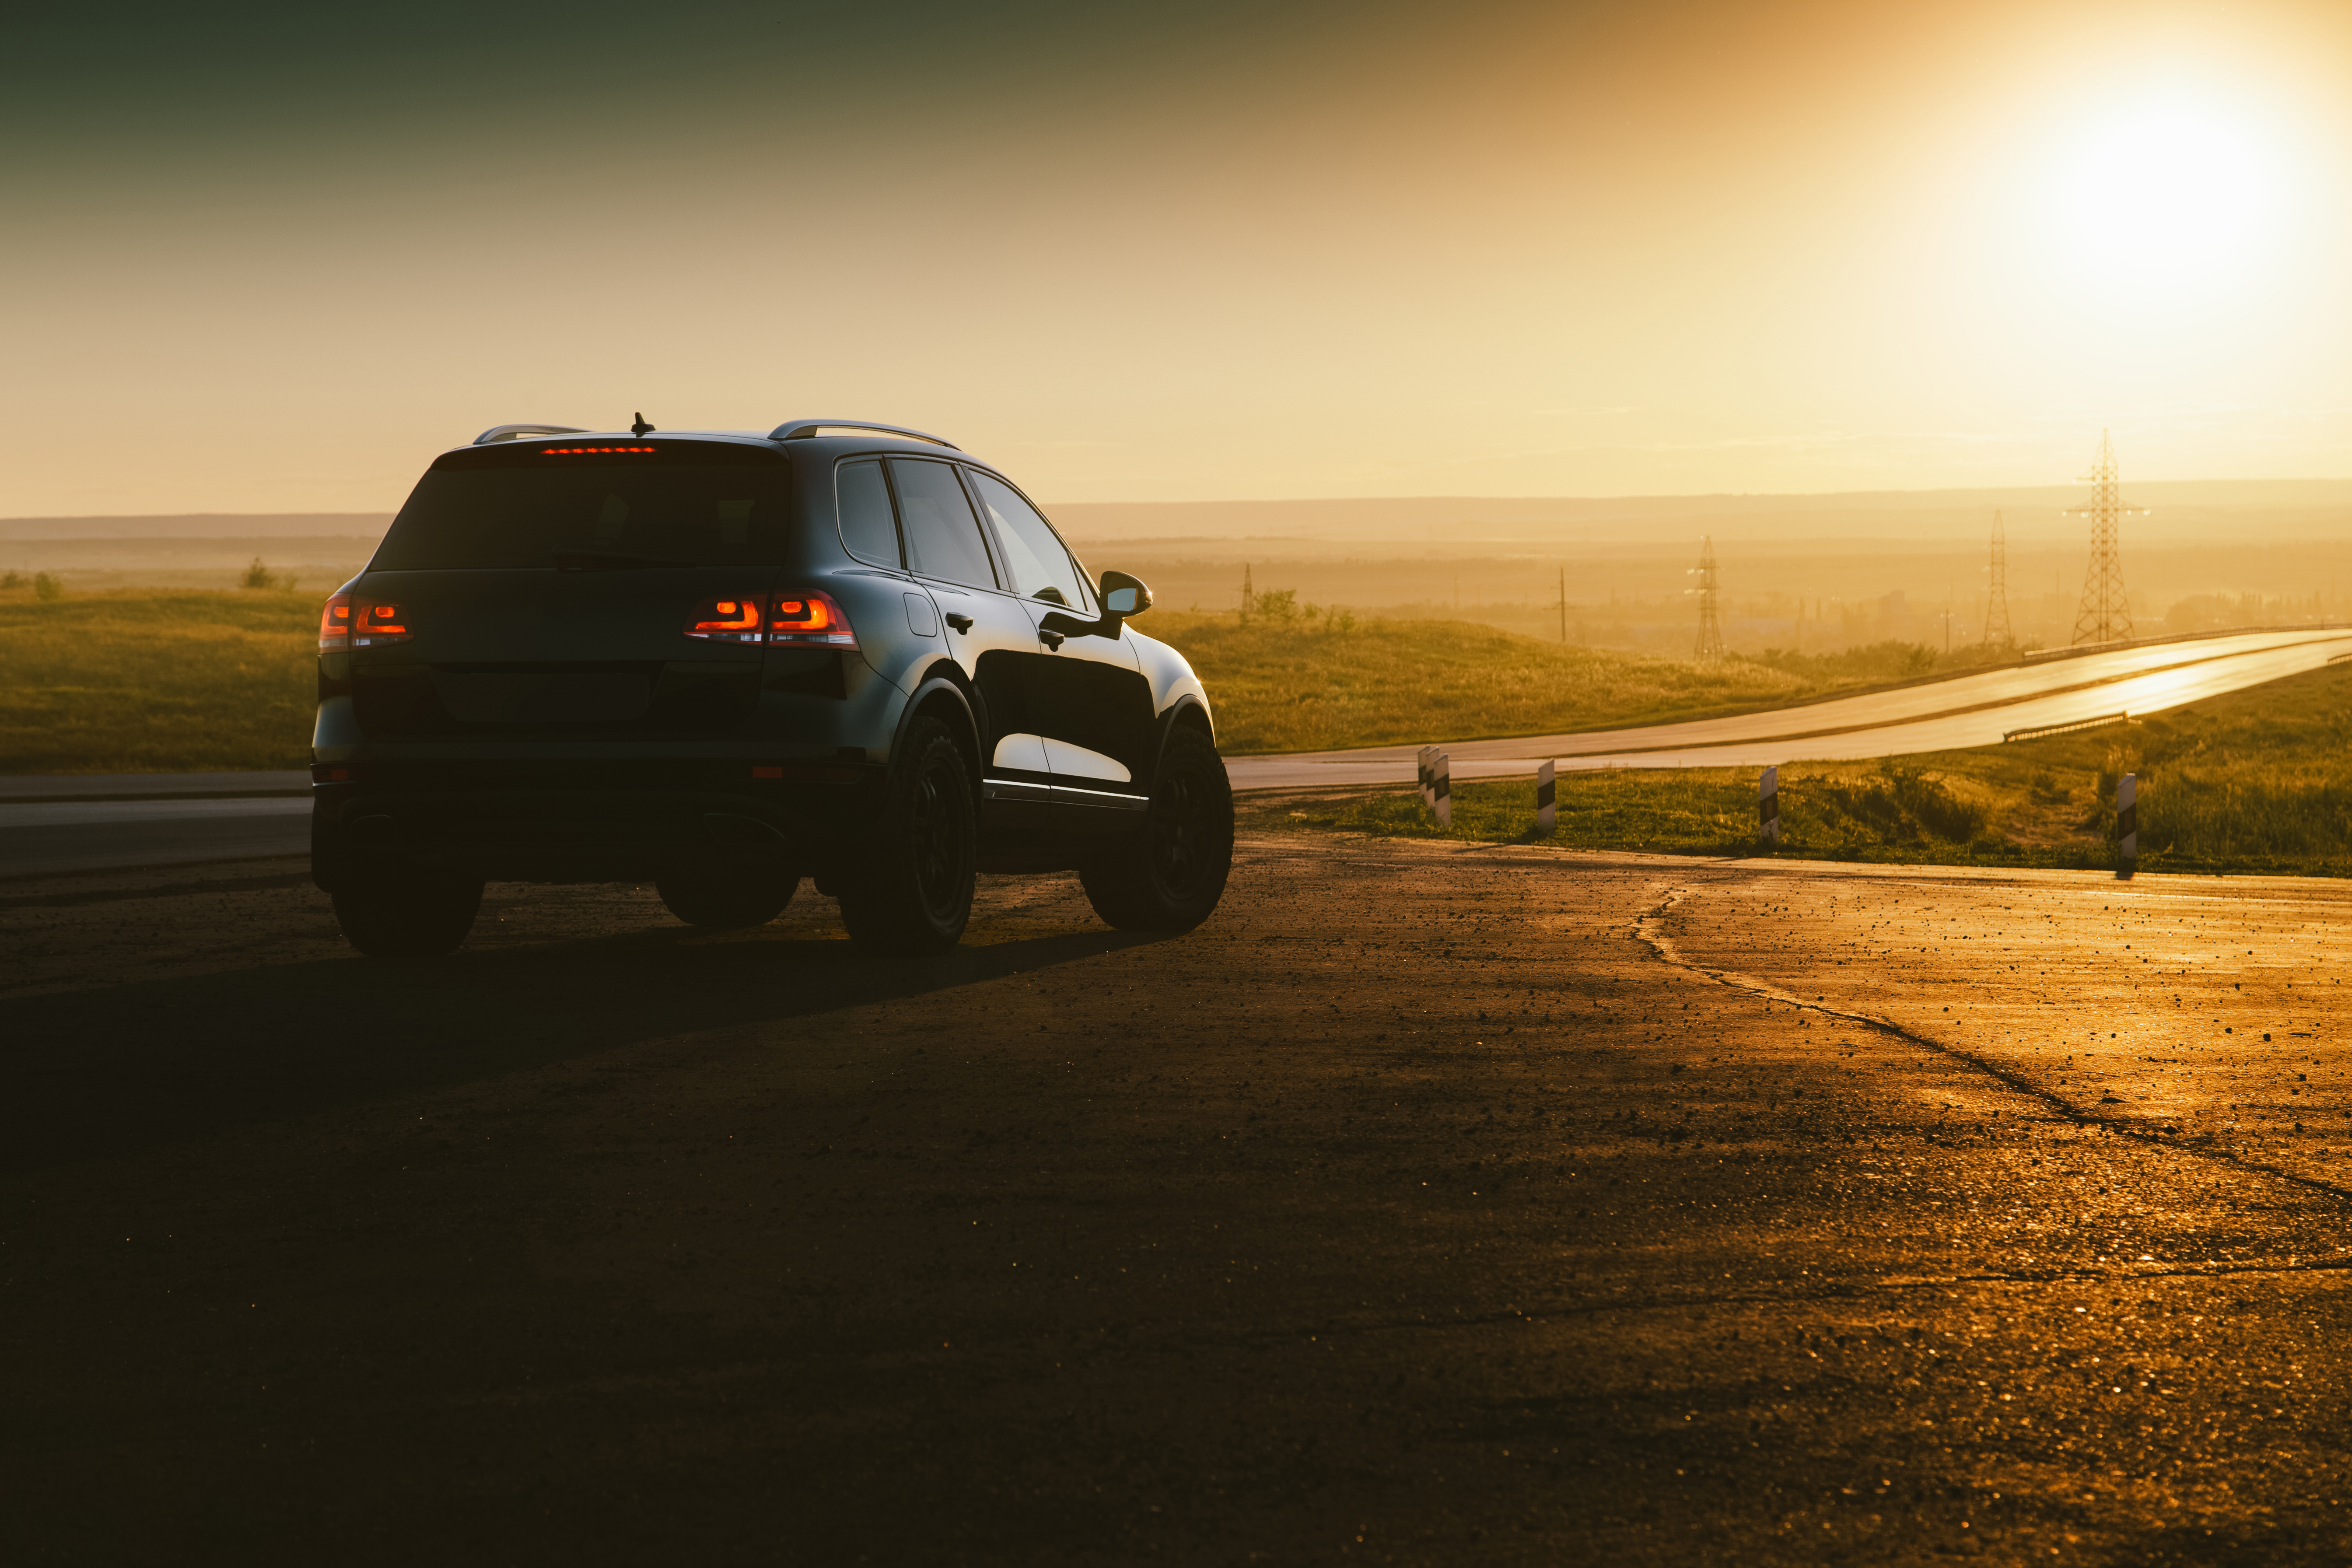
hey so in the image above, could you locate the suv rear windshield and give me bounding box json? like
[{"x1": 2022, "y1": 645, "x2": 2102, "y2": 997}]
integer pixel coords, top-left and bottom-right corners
[{"x1": 373, "y1": 440, "x2": 793, "y2": 571}]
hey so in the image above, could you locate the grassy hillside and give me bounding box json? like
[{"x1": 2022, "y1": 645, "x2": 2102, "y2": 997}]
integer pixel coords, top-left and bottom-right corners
[
  {"x1": 1261, "y1": 658, "x2": 2352, "y2": 878},
  {"x1": 0, "y1": 587, "x2": 318, "y2": 773},
  {"x1": 1144, "y1": 609, "x2": 1861, "y2": 753}
]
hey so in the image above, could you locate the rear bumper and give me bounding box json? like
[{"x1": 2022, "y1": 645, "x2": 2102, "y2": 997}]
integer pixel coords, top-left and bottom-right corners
[{"x1": 310, "y1": 765, "x2": 880, "y2": 887}]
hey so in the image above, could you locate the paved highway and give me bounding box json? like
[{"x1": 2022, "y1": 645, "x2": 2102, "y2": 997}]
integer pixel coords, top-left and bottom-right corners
[
  {"x1": 0, "y1": 771, "x2": 309, "y2": 876},
  {"x1": 4, "y1": 627, "x2": 2346, "y2": 877},
  {"x1": 1229, "y1": 625, "x2": 2352, "y2": 789}
]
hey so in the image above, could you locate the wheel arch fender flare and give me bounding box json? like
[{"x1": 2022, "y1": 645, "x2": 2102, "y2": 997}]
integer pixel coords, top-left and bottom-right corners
[
  {"x1": 893, "y1": 670, "x2": 984, "y2": 799},
  {"x1": 1147, "y1": 694, "x2": 1216, "y2": 784}
]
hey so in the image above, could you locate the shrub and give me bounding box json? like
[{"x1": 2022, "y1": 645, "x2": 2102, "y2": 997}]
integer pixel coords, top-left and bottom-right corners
[
  {"x1": 1249, "y1": 586, "x2": 1299, "y2": 625},
  {"x1": 1808, "y1": 762, "x2": 1985, "y2": 844},
  {"x1": 32, "y1": 572, "x2": 62, "y2": 601}
]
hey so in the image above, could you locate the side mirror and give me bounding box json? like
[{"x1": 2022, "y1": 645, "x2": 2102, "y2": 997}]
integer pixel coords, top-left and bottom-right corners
[
  {"x1": 1100, "y1": 571, "x2": 1152, "y2": 619},
  {"x1": 1041, "y1": 571, "x2": 1154, "y2": 642}
]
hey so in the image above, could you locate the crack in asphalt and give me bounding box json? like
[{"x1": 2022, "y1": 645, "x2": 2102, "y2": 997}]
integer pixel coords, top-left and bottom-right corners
[{"x1": 1630, "y1": 882, "x2": 2352, "y2": 1207}]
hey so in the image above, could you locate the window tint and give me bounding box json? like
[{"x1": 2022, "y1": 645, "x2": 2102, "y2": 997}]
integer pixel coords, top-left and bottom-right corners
[
  {"x1": 888, "y1": 459, "x2": 996, "y2": 588},
  {"x1": 374, "y1": 443, "x2": 790, "y2": 571},
  {"x1": 969, "y1": 472, "x2": 1088, "y2": 608},
  {"x1": 836, "y1": 460, "x2": 900, "y2": 566}
]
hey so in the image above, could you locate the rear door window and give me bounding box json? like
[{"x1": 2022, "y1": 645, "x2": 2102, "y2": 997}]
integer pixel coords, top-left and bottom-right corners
[
  {"x1": 836, "y1": 459, "x2": 901, "y2": 567},
  {"x1": 968, "y1": 471, "x2": 1089, "y2": 609},
  {"x1": 888, "y1": 458, "x2": 998, "y2": 588}
]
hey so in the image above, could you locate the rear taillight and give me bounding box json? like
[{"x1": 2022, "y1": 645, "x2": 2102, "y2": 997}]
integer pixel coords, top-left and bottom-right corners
[
  {"x1": 682, "y1": 590, "x2": 858, "y2": 647},
  {"x1": 686, "y1": 595, "x2": 767, "y2": 643},
  {"x1": 354, "y1": 602, "x2": 412, "y2": 646},
  {"x1": 770, "y1": 590, "x2": 857, "y2": 648},
  {"x1": 318, "y1": 592, "x2": 353, "y2": 651}
]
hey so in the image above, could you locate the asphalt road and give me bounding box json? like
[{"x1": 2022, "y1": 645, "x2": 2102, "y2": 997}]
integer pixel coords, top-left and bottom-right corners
[
  {"x1": 0, "y1": 772, "x2": 309, "y2": 876},
  {"x1": 7, "y1": 835, "x2": 2350, "y2": 1563}
]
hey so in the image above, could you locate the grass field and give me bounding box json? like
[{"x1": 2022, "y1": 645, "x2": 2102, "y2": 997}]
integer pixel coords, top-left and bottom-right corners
[
  {"x1": 1145, "y1": 609, "x2": 1876, "y2": 753},
  {"x1": 0, "y1": 590, "x2": 1895, "y2": 775},
  {"x1": 0, "y1": 587, "x2": 318, "y2": 773},
  {"x1": 1255, "y1": 658, "x2": 2352, "y2": 878},
  {"x1": 9, "y1": 586, "x2": 2349, "y2": 880}
]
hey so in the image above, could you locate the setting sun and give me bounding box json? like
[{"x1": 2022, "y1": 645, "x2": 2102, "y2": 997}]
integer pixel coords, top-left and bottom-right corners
[{"x1": 2045, "y1": 92, "x2": 2294, "y2": 302}]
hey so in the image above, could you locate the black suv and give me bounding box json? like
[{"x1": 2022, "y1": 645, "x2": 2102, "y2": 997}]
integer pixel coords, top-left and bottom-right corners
[{"x1": 311, "y1": 417, "x2": 1233, "y2": 956}]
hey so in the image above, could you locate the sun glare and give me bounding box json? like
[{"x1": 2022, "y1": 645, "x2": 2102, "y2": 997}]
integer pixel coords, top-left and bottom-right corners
[{"x1": 2045, "y1": 95, "x2": 2290, "y2": 303}]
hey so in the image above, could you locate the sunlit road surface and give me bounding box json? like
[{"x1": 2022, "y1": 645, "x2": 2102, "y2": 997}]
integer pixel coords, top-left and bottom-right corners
[
  {"x1": 9, "y1": 835, "x2": 2352, "y2": 1560},
  {"x1": 1228, "y1": 626, "x2": 2352, "y2": 790}
]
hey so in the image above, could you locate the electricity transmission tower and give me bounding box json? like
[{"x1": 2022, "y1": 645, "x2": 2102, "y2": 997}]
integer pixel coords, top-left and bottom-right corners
[
  {"x1": 1982, "y1": 510, "x2": 2013, "y2": 648},
  {"x1": 2068, "y1": 430, "x2": 2142, "y2": 646},
  {"x1": 1690, "y1": 536, "x2": 1725, "y2": 661}
]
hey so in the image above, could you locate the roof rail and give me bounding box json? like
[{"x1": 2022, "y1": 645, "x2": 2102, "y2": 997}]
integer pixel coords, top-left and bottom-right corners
[
  {"x1": 767, "y1": 418, "x2": 959, "y2": 450},
  {"x1": 472, "y1": 423, "x2": 589, "y2": 446}
]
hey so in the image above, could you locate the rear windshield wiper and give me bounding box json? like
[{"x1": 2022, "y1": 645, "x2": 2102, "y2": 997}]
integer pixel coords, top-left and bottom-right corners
[{"x1": 549, "y1": 547, "x2": 696, "y2": 570}]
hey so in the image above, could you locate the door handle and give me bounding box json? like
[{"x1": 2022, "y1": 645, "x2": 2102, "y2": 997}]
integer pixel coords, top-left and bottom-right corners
[
  {"x1": 1038, "y1": 629, "x2": 1066, "y2": 651},
  {"x1": 944, "y1": 612, "x2": 973, "y2": 634}
]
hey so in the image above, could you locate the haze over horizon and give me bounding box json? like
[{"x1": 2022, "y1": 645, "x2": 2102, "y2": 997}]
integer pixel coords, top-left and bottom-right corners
[{"x1": 10, "y1": 0, "x2": 2352, "y2": 517}]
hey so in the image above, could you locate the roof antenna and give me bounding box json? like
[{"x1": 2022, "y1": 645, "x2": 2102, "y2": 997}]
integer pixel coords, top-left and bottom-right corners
[{"x1": 630, "y1": 412, "x2": 654, "y2": 437}]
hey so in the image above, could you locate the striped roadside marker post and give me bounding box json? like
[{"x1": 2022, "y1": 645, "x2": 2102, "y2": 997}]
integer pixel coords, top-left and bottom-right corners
[
  {"x1": 1432, "y1": 750, "x2": 1452, "y2": 829},
  {"x1": 1759, "y1": 765, "x2": 1779, "y2": 847},
  {"x1": 2118, "y1": 772, "x2": 2137, "y2": 878},
  {"x1": 1536, "y1": 760, "x2": 1556, "y2": 835},
  {"x1": 1418, "y1": 746, "x2": 1435, "y2": 812}
]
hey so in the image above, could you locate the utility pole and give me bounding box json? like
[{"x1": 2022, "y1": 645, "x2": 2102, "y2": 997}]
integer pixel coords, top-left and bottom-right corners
[
  {"x1": 1689, "y1": 537, "x2": 1725, "y2": 662},
  {"x1": 1240, "y1": 562, "x2": 1253, "y2": 624},
  {"x1": 1982, "y1": 510, "x2": 2013, "y2": 648},
  {"x1": 2069, "y1": 430, "x2": 2144, "y2": 645}
]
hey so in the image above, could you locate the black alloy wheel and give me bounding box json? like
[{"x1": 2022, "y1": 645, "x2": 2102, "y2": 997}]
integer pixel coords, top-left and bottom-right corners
[
  {"x1": 331, "y1": 868, "x2": 486, "y2": 957},
  {"x1": 907, "y1": 751, "x2": 966, "y2": 925},
  {"x1": 1079, "y1": 724, "x2": 1233, "y2": 931},
  {"x1": 655, "y1": 868, "x2": 800, "y2": 930},
  {"x1": 1147, "y1": 764, "x2": 1217, "y2": 903},
  {"x1": 838, "y1": 716, "x2": 976, "y2": 953}
]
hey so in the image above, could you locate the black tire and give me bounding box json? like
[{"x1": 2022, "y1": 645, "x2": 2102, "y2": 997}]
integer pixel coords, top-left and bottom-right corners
[
  {"x1": 836, "y1": 715, "x2": 976, "y2": 954},
  {"x1": 655, "y1": 869, "x2": 799, "y2": 930},
  {"x1": 331, "y1": 869, "x2": 485, "y2": 957},
  {"x1": 1079, "y1": 724, "x2": 1233, "y2": 931}
]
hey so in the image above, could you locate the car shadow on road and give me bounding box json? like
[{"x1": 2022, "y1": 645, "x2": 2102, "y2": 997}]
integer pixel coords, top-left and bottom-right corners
[{"x1": 0, "y1": 919, "x2": 1173, "y2": 1178}]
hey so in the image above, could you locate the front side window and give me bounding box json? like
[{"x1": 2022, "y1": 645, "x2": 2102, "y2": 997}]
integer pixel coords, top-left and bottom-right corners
[
  {"x1": 836, "y1": 459, "x2": 900, "y2": 567},
  {"x1": 888, "y1": 458, "x2": 997, "y2": 588},
  {"x1": 968, "y1": 471, "x2": 1088, "y2": 608}
]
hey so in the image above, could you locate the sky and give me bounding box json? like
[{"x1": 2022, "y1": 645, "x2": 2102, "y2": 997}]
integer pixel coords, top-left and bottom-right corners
[{"x1": 8, "y1": 0, "x2": 2352, "y2": 515}]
